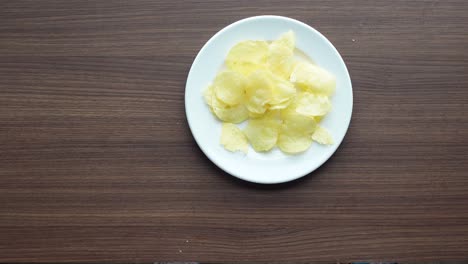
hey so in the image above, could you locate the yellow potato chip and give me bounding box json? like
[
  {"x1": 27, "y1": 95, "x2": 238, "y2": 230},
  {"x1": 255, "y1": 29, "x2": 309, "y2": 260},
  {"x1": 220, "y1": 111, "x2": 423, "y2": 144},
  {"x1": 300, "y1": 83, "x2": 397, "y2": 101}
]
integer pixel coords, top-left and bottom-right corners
[
  {"x1": 295, "y1": 92, "x2": 331, "y2": 117},
  {"x1": 278, "y1": 101, "x2": 317, "y2": 154},
  {"x1": 281, "y1": 110, "x2": 316, "y2": 135},
  {"x1": 269, "y1": 98, "x2": 292, "y2": 110},
  {"x1": 312, "y1": 125, "x2": 334, "y2": 145},
  {"x1": 211, "y1": 94, "x2": 249, "y2": 123},
  {"x1": 268, "y1": 73, "x2": 296, "y2": 106},
  {"x1": 244, "y1": 111, "x2": 281, "y2": 152},
  {"x1": 290, "y1": 62, "x2": 336, "y2": 95},
  {"x1": 272, "y1": 30, "x2": 295, "y2": 52},
  {"x1": 268, "y1": 31, "x2": 296, "y2": 78},
  {"x1": 213, "y1": 71, "x2": 246, "y2": 106},
  {"x1": 262, "y1": 109, "x2": 282, "y2": 124},
  {"x1": 277, "y1": 132, "x2": 313, "y2": 154},
  {"x1": 221, "y1": 123, "x2": 248, "y2": 153},
  {"x1": 231, "y1": 63, "x2": 268, "y2": 77},
  {"x1": 268, "y1": 45, "x2": 295, "y2": 78},
  {"x1": 204, "y1": 85, "x2": 214, "y2": 107},
  {"x1": 226, "y1": 40, "x2": 269, "y2": 75},
  {"x1": 248, "y1": 111, "x2": 264, "y2": 119},
  {"x1": 245, "y1": 70, "x2": 273, "y2": 114}
]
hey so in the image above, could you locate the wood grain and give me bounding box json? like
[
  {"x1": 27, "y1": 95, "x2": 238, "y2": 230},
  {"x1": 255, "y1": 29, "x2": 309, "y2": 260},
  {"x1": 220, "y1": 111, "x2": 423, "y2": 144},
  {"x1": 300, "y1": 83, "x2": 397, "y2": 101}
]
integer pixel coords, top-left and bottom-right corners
[{"x1": 1, "y1": 0, "x2": 468, "y2": 262}]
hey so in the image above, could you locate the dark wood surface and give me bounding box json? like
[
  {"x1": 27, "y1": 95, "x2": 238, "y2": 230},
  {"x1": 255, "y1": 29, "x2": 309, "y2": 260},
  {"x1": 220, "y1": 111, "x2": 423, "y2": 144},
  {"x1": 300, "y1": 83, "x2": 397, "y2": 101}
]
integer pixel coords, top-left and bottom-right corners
[{"x1": 1, "y1": 0, "x2": 468, "y2": 262}]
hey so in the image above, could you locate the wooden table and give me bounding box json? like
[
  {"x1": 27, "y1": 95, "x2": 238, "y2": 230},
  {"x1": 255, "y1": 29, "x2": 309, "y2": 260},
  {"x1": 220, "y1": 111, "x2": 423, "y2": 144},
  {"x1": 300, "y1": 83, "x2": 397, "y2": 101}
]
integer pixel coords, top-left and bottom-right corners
[{"x1": 1, "y1": 0, "x2": 468, "y2": 262}]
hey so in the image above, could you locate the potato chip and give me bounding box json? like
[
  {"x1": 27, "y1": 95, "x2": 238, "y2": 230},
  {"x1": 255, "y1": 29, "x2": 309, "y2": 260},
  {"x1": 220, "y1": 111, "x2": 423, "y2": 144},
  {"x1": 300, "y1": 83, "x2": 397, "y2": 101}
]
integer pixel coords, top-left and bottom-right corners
[
  {"x1": 295, "y1": 92, "x2": 331, "y2": 117},
  {"x1": 290, "y1": 62, "x2": 336, "y2": 95},
  {"x1": 221, "y1": 123, "x2": 248, "y2": 153},
  {"x1": 277, "y1": 132, "x2": 313, "y2": 154},
  {"x1": 262, "y1": 109, "x2": 282, "y2": 124},
  {"x1": 268, "y1": 72, "x2": 296, "y2": 107},
  {"x1": 211, "y1": 94, "x2": 249, "y2": 123},
  {"x1": 203, "y1": 85, "x2": 216, "y2": 115},
  {"x1": 278, "y1": 103, "x2": 317, "y2": 154},
  {"x1": 277, "y1": 118, "x2": 315, "y2": 154},
  {"x1": 227, "y1": 40, "x2": 269, "y2": 65},
  {"x1": 281, "y1": 109, "x2": 316, "y2": 135},
  {"x1": 248, "y1": 111, "x2": 263, "y2": 119},
  {"x1": 213, "y1": 71, "x2": 246, "y2": 106},
  {"x1": 245, "y1": 70, "x2": 273, "y2": 114},
  {"x1": 312, "y1": 125, "x2": 334, "y2": 145},
  {"x1": 268, "y1": 45, "x2": 294, "y2": 78},
  {"x1": 226, "y1": 40, "x2": 269, "y2": 75},
  {"x1": 272, "y1": 30, "x2": 295, "y2": 52},
  {"x1": 244, "y1": 111, "x2": 281, "y2": 152},
  {"x1": 269, "y1": 98, "x2": 292, "y2": 110},
  {"x1": 268, "y1": 31, "x2": 296, "y2": 78}
]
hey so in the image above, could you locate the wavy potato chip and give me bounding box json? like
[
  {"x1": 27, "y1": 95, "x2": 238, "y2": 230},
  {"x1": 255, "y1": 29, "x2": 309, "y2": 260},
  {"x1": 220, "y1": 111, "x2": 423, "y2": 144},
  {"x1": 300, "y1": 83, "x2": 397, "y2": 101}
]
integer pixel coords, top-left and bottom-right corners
[
  {"x1": 226, "y1": 40, "x2": 269, "y2": 75},
  {"x1": 262, "y1": 109, "x2": 282, "y2": 124},
  {"x1": 290, "y1": 62, "x2": 336, "y2": 95},
  {"x1": 269, "y1": 98, "x2": 292, "y2": 110},
  {"x1": 272, "y1": 30, "x2": 295, "y2": 51},
  {"x1": 295, "y1": 92, "x2": 331, "y2": 117},
  {"x1": 245, "y1": 70, "x2": 273, "y2": 114},
  {"x1": 268, "y1": 45, "x2": 296, "y2": 79},
  {"x1": 244, "y1": 111, "x2": 281, "y2": 152},
  {"x1": 277, "y1": 117, "x2": 315, "y2": 154},
  {"x1": 268, "y1": 31, "x2": 296, "y2": 78},
  {"x1": 204, "y1": 85, "x2": 214, "y2": 108},
  {"x1": 221, "y1": 123, "x2": 248, "y2": 153},
  {"x1": 312, "y1": 125, "x2": 334, "y2": 145},
  {"x1": 268, "y1": 72, "x2": 296, "y2": 107},
  {"x1": 277, "y1": 132, "x2": 313, "y2": 154},
  {"x1": 281, "y1": 110, "x2": 316, "y2": 135},
  {"x1": 213, "y1": 71, "x2": 247, "y2": 106},
  {"x1": 248, "y1": 111, "x2": 264, "y2": 119},
  {"x1": 211, "y1": 94, "x2": 249, "y2": 123},
  {"x1": 278, "y1": 103, "x2": 317, "y2": 154}
]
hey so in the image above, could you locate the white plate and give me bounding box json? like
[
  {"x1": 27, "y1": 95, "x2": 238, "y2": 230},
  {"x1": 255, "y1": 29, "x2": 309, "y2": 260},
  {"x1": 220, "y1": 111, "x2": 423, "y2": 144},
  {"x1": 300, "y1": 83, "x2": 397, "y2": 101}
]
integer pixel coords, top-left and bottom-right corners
[{"x1": 185, "y1": 15, "x2": 353, "y2": 184}]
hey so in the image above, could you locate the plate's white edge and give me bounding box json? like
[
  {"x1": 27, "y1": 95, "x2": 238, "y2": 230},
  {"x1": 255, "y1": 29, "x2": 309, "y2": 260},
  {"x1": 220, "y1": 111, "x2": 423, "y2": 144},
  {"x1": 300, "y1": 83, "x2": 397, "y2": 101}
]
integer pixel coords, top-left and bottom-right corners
[{"x1": 185, "y1": 15, "x2": 353, "y2": 184}]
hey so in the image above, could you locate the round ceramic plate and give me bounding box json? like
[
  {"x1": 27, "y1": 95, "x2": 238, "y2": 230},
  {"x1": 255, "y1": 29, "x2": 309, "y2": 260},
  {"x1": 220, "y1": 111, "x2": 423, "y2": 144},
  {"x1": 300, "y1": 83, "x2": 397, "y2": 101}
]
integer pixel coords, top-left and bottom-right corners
[{"x1": 185, "y1": 15, "x2": 353, "y2": 184}]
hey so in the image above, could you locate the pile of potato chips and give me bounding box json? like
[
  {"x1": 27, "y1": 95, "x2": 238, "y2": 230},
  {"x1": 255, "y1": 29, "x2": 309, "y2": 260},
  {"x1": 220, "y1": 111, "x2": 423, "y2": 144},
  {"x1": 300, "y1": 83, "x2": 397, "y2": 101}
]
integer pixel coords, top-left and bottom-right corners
[{"x1": 204, "y1": 31, "x2": 335, "y2": 154}]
